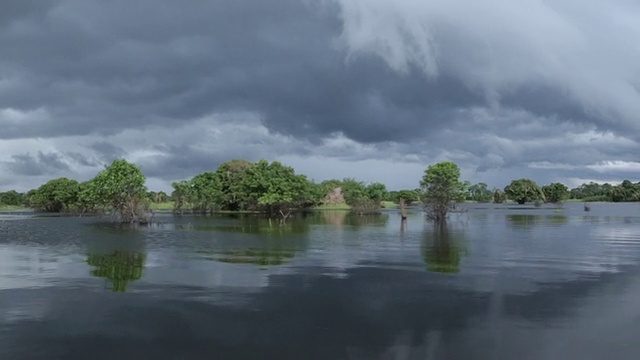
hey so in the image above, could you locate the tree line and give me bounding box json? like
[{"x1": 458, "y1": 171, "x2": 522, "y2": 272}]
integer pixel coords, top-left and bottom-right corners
[{"x1": 1, "y1": 158, "x2": 639, "y2": 223}]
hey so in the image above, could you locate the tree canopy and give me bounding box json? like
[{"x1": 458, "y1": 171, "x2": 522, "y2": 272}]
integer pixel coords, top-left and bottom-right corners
[
  {"x1": 29, "y1": 177, "x2": 80, "y2": 212},
  {"x1": 504, "y1": 179, "x2": 544, "y2": 204},
  {"x1": 85, "y1": 159, "x2": 149, "y2": 223},
  {"x1": 541, "y1": 182, "x2": 569, "y2": 204},
  {"x1": 467, "y1": 182, "x2": 492, "y2": 203},
  {"x1": 420, "y1": 162, "x2": 467, "y2": 222},
  {"x1": 171, "y1": 159, "x2": 321, "y2": 219}
]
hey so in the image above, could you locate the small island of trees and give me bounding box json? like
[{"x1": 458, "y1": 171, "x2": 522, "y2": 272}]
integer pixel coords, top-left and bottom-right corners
[{"x1": 1, "y1": 158, "x2": 639, "y2": 224}]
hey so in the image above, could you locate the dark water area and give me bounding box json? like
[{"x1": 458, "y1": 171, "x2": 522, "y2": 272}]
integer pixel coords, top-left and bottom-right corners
[{"x1": 2, "y1": 203, "x2": 640, "y2": 359}]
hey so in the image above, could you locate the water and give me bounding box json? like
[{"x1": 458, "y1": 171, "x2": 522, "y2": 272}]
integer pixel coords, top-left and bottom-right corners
[{"x1": 1, "y1": 203, "x2": 640, "y2": 359}]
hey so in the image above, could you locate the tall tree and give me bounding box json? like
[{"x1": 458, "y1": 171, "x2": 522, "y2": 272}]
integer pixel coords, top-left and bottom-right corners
[
  {"x1": 542, "y1": 182, "x2": 569, "y2": 204},
  {"x1": 239, "y1": 160, "x2": 320, "y2": 219},
  {"x1": 467, "y1": 182, "x2": 492, "y2": 202},
  {"x1": 30, "y1": 178, "x2": 79, "y2": 212},
  {"x1": 86, "y1": 159, "x2": 149, "y2": 223},
  {"x1": 213, "y1": 159, "x2": 253, "y2": 211},
  {"x1": 420, "y1": 162, "x2": 467, "y2": 222},
  {"x1": 504, "y1": 179, "x2": 544, "y2": 204}
]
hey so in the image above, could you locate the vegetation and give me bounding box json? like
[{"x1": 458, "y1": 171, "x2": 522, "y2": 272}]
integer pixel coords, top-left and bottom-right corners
[
  {"x1": 3, "y1": 158, "x2": 640, "y2": 222},
  {"x1": 29, "y1": 177, "x2": 80, "y2": 212},
  {"x1": 84, "y1": 159, "x2": 150, "y2": 223},
  {"x1": 318, "y1": 178, "x2": 389, "y2": 214},
  {"x1": 420, "y1": 162, "x2": 468, "y2": 222},
  {"x1": 0, "y1": 190, "x2": 24, "y2": 207},
  {"x1": 541, "y1": 182, "x2": 569, "y2": 204},
  {"x1": 172, "y1": 159, "x2": 321, "y2": 220},
  {"x1": 504, "y1": 179, "x2": 545, "y2": 204},
  {"x1": 492, "y1": 188, "x2": 507, "y2": 204},
  {"x1": 467, "y1": 182, "x2": 493, "y2": 203},
  {"x1": 388, "y1": 189, "x2": 420, "y2": 206}
]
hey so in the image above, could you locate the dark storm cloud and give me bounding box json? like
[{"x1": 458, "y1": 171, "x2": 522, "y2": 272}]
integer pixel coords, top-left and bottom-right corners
[
  {"x1": 0, "y1": 0, "x2": 615, "y2": 145},
  {"x1": 64, "y1": 151, "x2": 99, "y2": 167},
  {"x1": 1, "y1": 0, "x2": 639, "y2": 191},
  {"x1": 86, "y1": 141, "x2": 126, "y2": 164},
  {"x1": 3, "y1": 151, "x2": 70, "y2": 176}
]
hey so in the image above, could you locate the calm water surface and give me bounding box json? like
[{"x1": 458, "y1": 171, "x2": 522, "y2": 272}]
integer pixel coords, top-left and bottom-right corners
[{"x1": 2, "y1": 203, "x2": 640, "y2": 359}]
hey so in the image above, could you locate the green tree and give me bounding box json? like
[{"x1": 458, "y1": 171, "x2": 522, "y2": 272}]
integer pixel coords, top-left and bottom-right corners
[
  {"x1": 541, "y1": 182, "x2": 569, "y2": 204},
  {"x1": 611, "y1": 180, "x2": 640, "y2": 202},
  {"x1": 239, "y1": 160, "x2": 320, "y2": 219},
  {"x1": 340, "y1": 178, "x2": 367, "y2": 205},
  {"x1": 30, "y1": 178, "x2": 80, "y2": 212},
  {"x1": 365, "y1": 182, "x2": 388, "y2": 202},
  {"x1": 212, "y1": 159, "x2": 253, "y2": 210},
  {"x1": 569, "y1": 182, "x2": 613, "y2": 201},
  {"x1": 86, "y1": 159, "x2": 149, "y2": 223},
  {"x1": 397, "y1": 189, "x2": 420, "y2": 206},
  {"x1": 504, "y1": 179, "x2": 544, "y2": 204},
  {"x1": 492, "y1": 188, "x2": 506, "y2": 204},
  {"x1": 171, "y1": 180, "x2": 193, "y2": 214},
  {"x1": 0, "y1": 190, "x2": 24, "y2": 206},
  {"x1": 467, "y1": 182, "x2": 492, "y2": 203},
  {"x1": 420, "y1": 162, "x2": 467, "y2": 222},
  {"x1": 189, "y1": 171, "x2": 219, "y2": 213}
]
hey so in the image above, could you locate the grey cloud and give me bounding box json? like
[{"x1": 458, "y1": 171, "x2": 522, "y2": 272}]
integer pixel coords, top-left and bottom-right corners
[
  {"x1": 4, "y1": 151, "x2": 70, "y2": 176},
  {"x1": 0, "y1": 0, "x2": 639, "y2": 192},
  {"x1": 86, "y1": 141, "x2": 126, "y2": 164},
  {"x1": 64, "y1": 151, "x2": 100, "y2": 167}
]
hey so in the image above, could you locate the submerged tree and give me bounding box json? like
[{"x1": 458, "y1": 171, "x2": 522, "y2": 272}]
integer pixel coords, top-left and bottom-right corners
[
  {"x1": 420, "y1": 162, "x2": 467, "y2": 223},
  {"x1": 85, "y1": 159, "x2": 149, "y2": 223},
  {"x1": 213, "y1": 159, "x2": 253, "y2": 211},
  {"x1": 396, "y1": 189, "x2": 420, "y2": 206},
  {"x1": 239, "y1": 160, "x2": 320, "y2": 220},
  {"x1": 541, "y1": 182, "x2": 569, "y2": 204},
  {"x1": 492, "y1": 188, "x2": 507, "y2": 204},
  {"x1": 504, "y1": 179, "x2": 544, "y2": 204},
  {"x1": 467, "y1": 182, "x2": 492, "y2": 203},
  {"x1": 0, "y1": 190, "x2": 25, "y2": 207},
  {"x1": 29, "y1": 177, "x2": 80, "y2": 212}
]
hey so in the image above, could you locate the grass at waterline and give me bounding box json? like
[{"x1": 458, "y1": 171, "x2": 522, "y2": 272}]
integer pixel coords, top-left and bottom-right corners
[
  {"x1": 381, "y1": 201, "x2": 397, "y2": 209},
  {"x1": 312, "y1": 203, "x2": 351, "y2": 210},
  {"x1": 0, "y1": 205, "x2": 27, "y2": 212},
  {"x1": 149, "y1": 201, "x2": 401, "y2": 212},
  {"x1": 148, "y1": 202, "x2": 174, "y2": 211}
]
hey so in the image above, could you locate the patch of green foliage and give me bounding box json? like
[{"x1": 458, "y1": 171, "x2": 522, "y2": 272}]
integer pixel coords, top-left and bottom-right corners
[
  {"x1": 420, "y1": 162, "x2": 468, "y2": 222},
  {"x1": 504, "y1": 179, "x2": 545, "y2": 204},
  {"x1": 541, "y1": 182, "x2": 569, "y2": 204},
  {"x1": 172, "y1": 159, "x2": 322, "y2": 219}
]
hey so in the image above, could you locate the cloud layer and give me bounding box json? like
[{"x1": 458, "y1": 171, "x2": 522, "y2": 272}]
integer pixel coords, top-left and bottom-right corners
[{"x1": 1, "y1": 0, "x2": 639, "y2": 191}]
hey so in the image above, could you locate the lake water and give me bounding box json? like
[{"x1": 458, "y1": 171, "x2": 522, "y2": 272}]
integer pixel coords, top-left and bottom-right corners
[{"x1": 2, "y1": 203, "x2": 640, "y2": 359}]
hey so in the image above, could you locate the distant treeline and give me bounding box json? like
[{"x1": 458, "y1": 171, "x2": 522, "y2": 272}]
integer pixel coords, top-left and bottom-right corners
[{"x1": 1, "y1": 159, "x2": 639, "y2": 218}]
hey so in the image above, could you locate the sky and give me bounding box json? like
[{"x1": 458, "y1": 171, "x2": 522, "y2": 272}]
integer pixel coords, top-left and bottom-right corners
[{"x1": 1, "y1": 0, "x2": 639, "y2": 192}]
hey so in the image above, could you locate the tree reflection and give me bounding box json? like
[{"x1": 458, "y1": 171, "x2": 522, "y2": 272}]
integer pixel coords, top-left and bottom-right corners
[
  {"x1": 505, "y1": 214, "x2": 568, "y2": 228},
  {"x1": 421, "y1": 224, "x2": 465, "y2": 274},
  {"x1": 87, "y1": 250, "x2": 145, "y2": 292},
  {"x1": 213, "y1": 247, "x2": 297, "y2": 266}
]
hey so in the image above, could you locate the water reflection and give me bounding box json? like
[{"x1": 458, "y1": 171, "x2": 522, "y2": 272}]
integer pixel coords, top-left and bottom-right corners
[
  {"x1": 342, "y1": 213, "x2": 389, "y2": 227},
  {"x1": 421, "y1": 224, "x2": 466, "y2": 274},
  {"x1": 506, "y1": 214, "x2": 568, "y2": 228},
  {"x1": 197, "y1": 247, "x2": 297, "y2": 266},
  {"x1": 87, "y1": 250, "x2": 145, "y2": 292},
  {"x1": 176, "y1": 215, "x2": 311, "y2": 235},
  {"x1": 86, "y1": 235, "x2": 146, "y2": 292}
]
